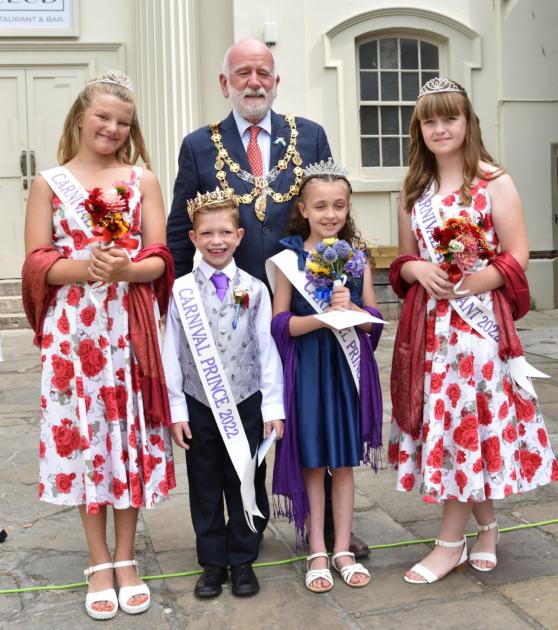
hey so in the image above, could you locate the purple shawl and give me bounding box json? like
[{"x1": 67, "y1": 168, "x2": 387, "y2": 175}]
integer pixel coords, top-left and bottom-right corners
[{"x1": 271, "y1": 308, "x2": 383, "y2": 543}]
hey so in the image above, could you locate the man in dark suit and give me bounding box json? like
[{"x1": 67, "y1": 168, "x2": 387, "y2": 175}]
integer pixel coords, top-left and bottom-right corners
[
  {"x1": 167, "y1": 38, "x2": 331, "y2": 281},
  {"x1": 166, "y1": 39, "x2": 368, "y2": 582}
]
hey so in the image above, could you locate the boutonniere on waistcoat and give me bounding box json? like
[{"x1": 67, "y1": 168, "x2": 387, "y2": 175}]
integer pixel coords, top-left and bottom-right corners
[
  {"x1": 274, "y1": 137, "x2": 286, "y2": 147},
  {"x1": 232, "y1": 286, "x2": 250, "y2": 329}
]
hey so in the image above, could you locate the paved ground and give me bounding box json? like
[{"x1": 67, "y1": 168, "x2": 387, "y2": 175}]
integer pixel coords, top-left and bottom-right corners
[{"x1": 1, "y1": 310, "x2": 557, "y2": 629}]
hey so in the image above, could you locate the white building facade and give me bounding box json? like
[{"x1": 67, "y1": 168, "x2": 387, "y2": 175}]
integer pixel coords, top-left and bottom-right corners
[{"x1": 1, "y1": 0, "x2": 557, "y2": 307}]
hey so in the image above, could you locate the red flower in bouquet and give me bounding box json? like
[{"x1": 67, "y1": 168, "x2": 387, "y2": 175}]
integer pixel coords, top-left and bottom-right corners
[
  {"x1": 432, "y1": 216, "x2": 494, "y2": 283},
  {"x1": 81, "y1": 181, "x2": 138, "y2": 250}
]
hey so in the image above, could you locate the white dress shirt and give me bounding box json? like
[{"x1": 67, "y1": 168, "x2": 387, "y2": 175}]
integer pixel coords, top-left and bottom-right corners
[
  {"x1": 162, "y1": 258, "x2": 285, "y2": 424},
  {"x1": 232, "y1": 109, "x2": 272, "y2": 176}
]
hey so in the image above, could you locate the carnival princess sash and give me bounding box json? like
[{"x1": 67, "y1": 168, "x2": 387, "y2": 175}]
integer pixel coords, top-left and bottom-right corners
[
  {"x1": 266, "y1": 249, "x2": 362, "y2": 393},
  {"x1": 414, "y1": 185, "x2": 548, "y2": 397},
  {"x1": 41, "y1": 167, "x2": 95, "y2": 238},
  {"x1": 172, "y1": 272, "x2": 263, "y2": 532}
]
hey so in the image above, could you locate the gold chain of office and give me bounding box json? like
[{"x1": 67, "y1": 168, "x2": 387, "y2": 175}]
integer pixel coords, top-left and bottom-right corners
[{"x1": 209, "y1": 113, "x2": 304, "y2": 221}]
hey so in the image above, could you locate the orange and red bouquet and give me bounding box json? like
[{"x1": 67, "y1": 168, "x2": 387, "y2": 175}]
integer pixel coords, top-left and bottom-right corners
[
  {"x1": 432, "y1": 216, "x2": 494, "y2": 282},
  {"x1": 82, "y1": 181, "x2": 138, "y2": 250}
]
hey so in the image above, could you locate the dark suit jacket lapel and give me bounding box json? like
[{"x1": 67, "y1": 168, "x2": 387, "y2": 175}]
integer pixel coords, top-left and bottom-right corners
[{"x1": 219, "y1": 111, "x2": 252, "y2": 174}]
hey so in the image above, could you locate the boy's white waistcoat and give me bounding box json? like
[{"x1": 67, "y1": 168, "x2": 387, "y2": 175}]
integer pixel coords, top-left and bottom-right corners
[{"x1": 176, "y1": 267, "x2": 263, "y2": 406}]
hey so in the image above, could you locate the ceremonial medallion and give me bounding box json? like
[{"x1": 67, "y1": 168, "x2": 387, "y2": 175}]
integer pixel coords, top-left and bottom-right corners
[
  {"x1": 255, "y1": 194, "x2": 267, "y2": 221},
  {"x1": 209, "y1": 114, "x2": 305, "y2": 219}
]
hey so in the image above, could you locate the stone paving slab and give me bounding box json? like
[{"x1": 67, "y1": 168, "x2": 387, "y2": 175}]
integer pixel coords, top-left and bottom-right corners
[
  {"x1": 352, "y1": 592, "x2": 535, "y2": 630},
  {"x1": 498, "y1": 576, "x2": 558, "y2": 630},
  {"x1": 508, "y1": 501, "x2": 558, "y2": 535},
  {"x1": 2, "y1": 315, "x2": 558, "y2": 629},
  {"x1": 174, "y1": 577, "x2": 354, "y2": 630}
]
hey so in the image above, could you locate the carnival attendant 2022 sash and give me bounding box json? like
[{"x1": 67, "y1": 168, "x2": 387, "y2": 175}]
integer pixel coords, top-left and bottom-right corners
[
  {"x1": 172, "y1": 273, "x2": 263, "y2": 533},
  {"x1": 414, "y1": 184, "x2": 549, "y2": 397},
  {"x1": 266, "y1": 249, "x2": 362, "y2": 393}
]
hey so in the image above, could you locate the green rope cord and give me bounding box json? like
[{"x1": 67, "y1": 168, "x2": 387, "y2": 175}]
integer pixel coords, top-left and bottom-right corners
[{"x1": 1, "y1": 518, "x2": 556, "y2": 595}]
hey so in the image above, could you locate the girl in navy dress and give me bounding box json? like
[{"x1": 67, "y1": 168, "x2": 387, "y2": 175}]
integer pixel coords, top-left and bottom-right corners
[{"x1": 267, "y1": 161, "x2": 383, "y2": 593}]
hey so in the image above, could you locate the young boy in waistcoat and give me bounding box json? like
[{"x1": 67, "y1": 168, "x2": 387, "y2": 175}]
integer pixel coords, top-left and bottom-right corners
[{"x1": 162, "y1": 189, "x2": 284, "y2": 598}]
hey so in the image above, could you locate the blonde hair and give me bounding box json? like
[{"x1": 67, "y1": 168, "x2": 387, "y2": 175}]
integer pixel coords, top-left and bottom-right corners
[
  {"x1": 403, "y1": 83, "x2": 502, "y2": 212},
  {"x1": 57, "y1": 72, "x2": 151, "y2": 168}
]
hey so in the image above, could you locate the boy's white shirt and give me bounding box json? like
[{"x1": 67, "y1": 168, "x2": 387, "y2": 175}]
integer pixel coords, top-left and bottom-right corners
[{"x1": 162, "y1": 257, "x2": 285, "y2": 424}]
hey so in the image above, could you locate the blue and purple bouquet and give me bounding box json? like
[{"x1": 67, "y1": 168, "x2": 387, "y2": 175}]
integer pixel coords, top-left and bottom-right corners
[{"x1": 305, "y1": 237, "x2": 366, "y2": 302}]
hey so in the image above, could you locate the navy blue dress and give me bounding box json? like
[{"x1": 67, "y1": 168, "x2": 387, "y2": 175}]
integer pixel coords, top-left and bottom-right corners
[{"x1": 280, "y1": 235, "x2": 362, "y2": 469}]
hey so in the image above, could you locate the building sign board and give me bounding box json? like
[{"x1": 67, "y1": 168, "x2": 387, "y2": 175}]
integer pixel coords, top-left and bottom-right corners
[{"x1": 0, "y1": 0, "x2": 78, "y2": 36}]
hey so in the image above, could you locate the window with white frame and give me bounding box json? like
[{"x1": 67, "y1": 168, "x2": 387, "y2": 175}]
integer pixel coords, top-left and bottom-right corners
[{"x1": 358, "y1": 36, "x2": 440, "y2": 167}]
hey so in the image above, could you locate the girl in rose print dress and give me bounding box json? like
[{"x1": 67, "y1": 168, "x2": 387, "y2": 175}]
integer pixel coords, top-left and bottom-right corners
[
  {"x1": 388, "y1": 77, "x2": 557, "y2": 584},
  {"x1": 23, "y1": 72, "x2": 175, "y2": 619}
]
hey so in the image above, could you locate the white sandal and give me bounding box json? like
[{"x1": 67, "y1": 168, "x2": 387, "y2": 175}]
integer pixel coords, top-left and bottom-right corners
[
  {"x1": 469, "y1": 521, "x2": 499, "y2": 572},
  {"x1": 84, "y1": 562, "x2": 118, "y2": 620},
  {"x1": 404, "y1": 537, "x2": 468, "y2": 584},
  {"x1": 113, "y1": 560, "x2": 151, "y2": 614},
  {"x1": 331, "y1": 551, "x2": 371, "y2": 588},
  {"x1": 305, "y1": 552, "x2": 334, "y2": 593}
]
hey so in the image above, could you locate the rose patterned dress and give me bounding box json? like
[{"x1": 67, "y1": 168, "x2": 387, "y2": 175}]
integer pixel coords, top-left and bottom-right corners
[
  {"x1": 389, "y1": 180, "x2": 558, "y2": 502},
  {"x1": 39, "y1": 166, "x2": 175, "y2": 513}
]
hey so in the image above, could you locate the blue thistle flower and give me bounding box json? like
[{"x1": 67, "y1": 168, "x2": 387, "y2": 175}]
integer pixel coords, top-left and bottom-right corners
[
  {"x1": 332, "y1": 239, "x2": 351, "y2": 258},
  {"x1": 315, "y1": 242, "x2": 327, "y2": 255},
  {"x1": 322, "y1": 247, "x2": 338, "y2": 263}
]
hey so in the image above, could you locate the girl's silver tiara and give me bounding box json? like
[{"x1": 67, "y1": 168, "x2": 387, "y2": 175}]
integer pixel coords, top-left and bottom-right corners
[
  {"x1": 86, "y1": 71, "x2": 135, "y2": 93},
  {"x1": 417, "y1": 77, "x2": 465, "y2": 100},
  {"x1": 302, "y1": 158, "x2": 349, "y2": 180}
]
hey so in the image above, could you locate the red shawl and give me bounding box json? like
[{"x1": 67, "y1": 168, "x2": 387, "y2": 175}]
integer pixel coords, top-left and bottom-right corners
[
  {"x1": 21, "y1": 246, "x2": 63, "y2": 346},
  {"x1": 127, "y1": 244, "x2": 174, "y2": 427},
  {"x1": 389, "y1": 254, "x2": 427, "y2": 439},
  {"x1": 22, "y1": 243, "x2": 174, "y2": 428},
  {"x1": 389, "y1": 252, "x2": 529, "y2": 438}
]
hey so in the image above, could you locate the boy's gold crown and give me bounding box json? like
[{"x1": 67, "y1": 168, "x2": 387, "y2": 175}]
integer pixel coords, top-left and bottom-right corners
[{"x1": 187, "y1": 187, "x2": 238, "y2": 220}]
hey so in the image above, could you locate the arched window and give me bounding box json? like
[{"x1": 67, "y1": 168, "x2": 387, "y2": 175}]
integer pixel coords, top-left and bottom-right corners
[{"x1": 358, "y1": 36, "x2": 440, "y2": 167}]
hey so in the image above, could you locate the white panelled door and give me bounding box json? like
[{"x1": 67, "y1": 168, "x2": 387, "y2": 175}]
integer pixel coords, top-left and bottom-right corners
[{"x1": 0, "y1": 67, "x2": 86, "y2": 279}]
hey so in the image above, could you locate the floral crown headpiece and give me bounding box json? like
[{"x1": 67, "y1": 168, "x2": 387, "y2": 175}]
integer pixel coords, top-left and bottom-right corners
[
  {"x1": 417, "y1": 77, "x2": 465, "y2": 100},
  {"x1": 187, "y1": 187, "x2": 238, "y2": 221},
  {"x1": 87, "y1": 71, "x2": 135, "y2": 94},
  {"x1": 302, "y1": 158, "x2": 349, "y2": 182}
]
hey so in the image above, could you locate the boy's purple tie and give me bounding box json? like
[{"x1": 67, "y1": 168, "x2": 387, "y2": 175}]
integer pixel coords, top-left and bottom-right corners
[{"x1": 211, "y1": 271, "x2": 229, "y2": 302}]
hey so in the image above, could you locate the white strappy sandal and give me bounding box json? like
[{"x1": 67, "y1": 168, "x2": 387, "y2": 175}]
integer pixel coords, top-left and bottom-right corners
[
  {"x1": 305, "y1": 552, "x2": 334, "y2": 593},
  {"x1": 113, "y1": 560, "x2": 151, "y2": 614},
  {"x1": 331, "y1": 551, "x2": 371, "y2": 588},
  {"x1": 84, "y1": 562, "x2": 118, "y2": 620},
  {"x1": 469, "y1": 521, "x2": 499, "y2": 572},
  {"x1": 404, "y1": 537, "x2": 468, "y2": 584}
]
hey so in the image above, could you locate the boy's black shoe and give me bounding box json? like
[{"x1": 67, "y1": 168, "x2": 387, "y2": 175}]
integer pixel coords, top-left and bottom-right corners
[
  {"x1": 230, "y1": 563, "x2": 260, "y2": 597},
  {"x1": 194, "y1": 566, "x2": 228, "y2": 598}
]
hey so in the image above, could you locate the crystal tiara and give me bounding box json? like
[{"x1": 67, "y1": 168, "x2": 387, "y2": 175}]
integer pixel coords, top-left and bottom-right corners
[
  {"x1": 417, "y1": 77, "x2": 465, "y2": 100},
  {"x1": 87, "y1": 71, "x2": 135, "y2": 93},
  {"x1": 302, "y1": 158, "x2": 349, "y2": 180},
  {"x1": 187, "y1": 187, "x2": 238, "y2": 220}
]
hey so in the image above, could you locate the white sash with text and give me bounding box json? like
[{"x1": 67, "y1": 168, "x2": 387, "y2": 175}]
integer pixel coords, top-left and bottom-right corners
[
  {"x1": 414, "y1": 187, "x2": 549, "y2": 397},
  {"x1": 266, "y1": 249, "x2": 361, "y2": 393},
  {"x1": 173, "y1": 273, "x2": 263, "y2": 532},
  {"x1": 41, "y1": 166, "x2": 94, "y2": 238}
]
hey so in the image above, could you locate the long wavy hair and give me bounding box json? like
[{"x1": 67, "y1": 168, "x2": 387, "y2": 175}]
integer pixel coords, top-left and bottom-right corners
[
  {"x1": 403, "y1": 83, "x2": 502, "y2": 212},
  {"x1": 57, "y1": 75, "x2": 151, "y2": 168},
  {"x1": 287, "y1": 174, "x2": 375, "y2": 269}
]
